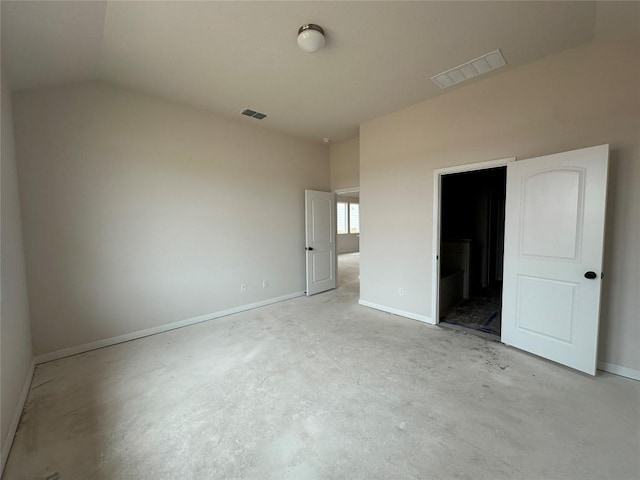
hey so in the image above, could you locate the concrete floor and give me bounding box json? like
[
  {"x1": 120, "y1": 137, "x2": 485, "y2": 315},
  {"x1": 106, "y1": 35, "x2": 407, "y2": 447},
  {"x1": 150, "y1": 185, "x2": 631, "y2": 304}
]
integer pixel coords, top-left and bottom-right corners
[{"x1": 4, "y1": 253, "x2": 640, "y2": 479}]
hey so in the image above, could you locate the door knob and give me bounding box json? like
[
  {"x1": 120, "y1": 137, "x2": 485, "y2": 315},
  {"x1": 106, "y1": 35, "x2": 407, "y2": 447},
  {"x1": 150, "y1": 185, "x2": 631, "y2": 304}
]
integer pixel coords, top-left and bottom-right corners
[
  {"x1": 305, "y1": 247, "x2": 314, "y2": 251},
  {"x1": 584, "y1": 271, "x2": 597, "y2": 279}
]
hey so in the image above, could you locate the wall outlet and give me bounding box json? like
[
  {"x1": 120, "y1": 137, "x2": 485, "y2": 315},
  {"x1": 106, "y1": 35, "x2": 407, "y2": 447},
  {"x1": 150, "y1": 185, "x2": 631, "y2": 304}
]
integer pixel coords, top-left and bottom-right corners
[
  {"x1": 262, "y1": 280, "x2": 268, "y2": 288},
  {"x1": 399, "y1": 287, "x2": 405, "y2": 296},
  {"x1": 240, "y1": 284, "x2": 247, "y2": 294}
]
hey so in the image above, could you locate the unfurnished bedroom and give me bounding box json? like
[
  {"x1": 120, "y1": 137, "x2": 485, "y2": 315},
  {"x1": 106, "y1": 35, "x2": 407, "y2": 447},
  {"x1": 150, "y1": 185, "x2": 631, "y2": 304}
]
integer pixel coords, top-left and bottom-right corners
[{"x1": 1, "y1": 1, "x2": 639, "y2": 479}]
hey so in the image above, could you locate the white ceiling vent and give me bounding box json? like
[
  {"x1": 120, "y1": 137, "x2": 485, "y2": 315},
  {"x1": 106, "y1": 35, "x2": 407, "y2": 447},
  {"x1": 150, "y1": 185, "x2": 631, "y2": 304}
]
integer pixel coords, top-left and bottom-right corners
[{"x1": 431, "y1": 50, "x2": 507, "y2": 89}]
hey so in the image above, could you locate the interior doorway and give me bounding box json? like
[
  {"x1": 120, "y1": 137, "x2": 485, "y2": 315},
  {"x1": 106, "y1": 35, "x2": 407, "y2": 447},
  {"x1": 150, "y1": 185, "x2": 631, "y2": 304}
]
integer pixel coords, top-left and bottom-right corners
[
  {"x1": 335, "y1": 189, "x2": 360, "y2": 296},
  {"x1": 336, "y1": 191, "x2": 360, "y2": 255},
  {"x1": 432, "y1": 159, "x2": 513, "y2": 339},
  {"x1": 431, "y1": 147, "x2": 607, "y2": 374}
]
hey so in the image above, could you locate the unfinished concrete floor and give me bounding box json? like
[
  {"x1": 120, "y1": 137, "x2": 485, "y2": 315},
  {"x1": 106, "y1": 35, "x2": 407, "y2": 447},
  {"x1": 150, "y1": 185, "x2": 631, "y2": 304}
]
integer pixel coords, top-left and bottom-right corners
[{"x1": 4, "y1": 253, "x2": 640, "y2": 479}]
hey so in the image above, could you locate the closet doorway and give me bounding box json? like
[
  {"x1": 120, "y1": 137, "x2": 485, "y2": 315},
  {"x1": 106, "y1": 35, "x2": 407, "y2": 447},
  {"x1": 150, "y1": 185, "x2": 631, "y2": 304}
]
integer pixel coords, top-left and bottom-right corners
[{"x1": 432, "y1": 158, "x2": 513, "y2": 339}]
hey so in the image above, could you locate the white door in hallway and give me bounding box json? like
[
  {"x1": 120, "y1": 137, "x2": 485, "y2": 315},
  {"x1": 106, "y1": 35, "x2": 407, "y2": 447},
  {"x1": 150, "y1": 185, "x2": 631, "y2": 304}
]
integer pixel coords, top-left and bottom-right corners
[
  {"x1": 502, "y1": 144, "x2": 609, "y2": 375},
  {"x1": 305, "y1": 190, "x2": 337, "y2": 295}
]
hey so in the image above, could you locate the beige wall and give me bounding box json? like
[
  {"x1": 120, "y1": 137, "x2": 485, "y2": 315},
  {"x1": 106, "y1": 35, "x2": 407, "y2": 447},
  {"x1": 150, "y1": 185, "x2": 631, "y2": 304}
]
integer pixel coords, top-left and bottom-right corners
[
  {"x1": 13, "y1": 81, "x2": 329, "y2": 356},
  {"x1": 337, "y1": 235, "x2": 359, "y2": 255},
  {"x1": 1, "y1": 76, "x2": 33, "y2": 464},
  {"x1": 330, "y1": 136, "x2": 359, "y2": 191},
  {"x1": 360, "y1": 39, "x2": 640, "y2": 372}
]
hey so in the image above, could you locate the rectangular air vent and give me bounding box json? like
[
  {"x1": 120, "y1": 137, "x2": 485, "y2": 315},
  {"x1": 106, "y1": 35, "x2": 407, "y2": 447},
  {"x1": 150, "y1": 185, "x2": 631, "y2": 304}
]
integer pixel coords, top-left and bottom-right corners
[
  {"x1": 431, "y1": 49, "x2": 507, "y2": 89},
  {"x1": 241, "y1": 108, "x2": 268, "y2": 120}
]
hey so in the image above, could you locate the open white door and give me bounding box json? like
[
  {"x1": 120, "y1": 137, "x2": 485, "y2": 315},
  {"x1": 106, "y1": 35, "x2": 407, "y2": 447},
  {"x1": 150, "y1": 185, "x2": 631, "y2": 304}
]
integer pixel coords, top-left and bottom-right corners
[
  {"x1": 305, "y1": 190, "x2": 337, "y2": 296},
  {"x1": 502, "y1": 144, "x2": 609, "y2": 375}
]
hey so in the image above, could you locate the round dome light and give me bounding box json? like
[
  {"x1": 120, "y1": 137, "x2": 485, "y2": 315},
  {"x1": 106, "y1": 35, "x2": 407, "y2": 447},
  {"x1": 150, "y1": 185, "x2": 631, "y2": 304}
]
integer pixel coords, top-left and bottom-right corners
[{"x1": 297, "y1": 24, "x2": 325, "y2": 53}]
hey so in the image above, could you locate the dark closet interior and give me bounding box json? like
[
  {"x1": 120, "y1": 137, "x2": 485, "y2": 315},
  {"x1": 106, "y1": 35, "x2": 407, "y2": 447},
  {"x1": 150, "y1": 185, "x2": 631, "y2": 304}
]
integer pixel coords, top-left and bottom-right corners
[{"x1": 439, "y1": 167, "x2": 506, "y2": 337}]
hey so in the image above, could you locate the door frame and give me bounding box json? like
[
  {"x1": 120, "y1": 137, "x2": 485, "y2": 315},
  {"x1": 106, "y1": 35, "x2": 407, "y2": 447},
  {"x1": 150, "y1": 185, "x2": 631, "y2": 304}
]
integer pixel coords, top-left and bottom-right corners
[
  {"x1": 430, "y1": 157, "x2": 516, "y2": 326},
  {"x1": 334, "y1": 187, "x2": 361, "y2": 249},
  {"x1": 334, "y1": 187, "x2": 361, "y2": 280}
]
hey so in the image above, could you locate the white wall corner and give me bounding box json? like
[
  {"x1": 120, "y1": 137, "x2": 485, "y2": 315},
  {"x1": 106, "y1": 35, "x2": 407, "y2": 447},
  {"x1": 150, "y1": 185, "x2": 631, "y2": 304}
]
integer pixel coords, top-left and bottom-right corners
[{"x1": 1, "y1": 359, "x2": 35, "y2": 474}]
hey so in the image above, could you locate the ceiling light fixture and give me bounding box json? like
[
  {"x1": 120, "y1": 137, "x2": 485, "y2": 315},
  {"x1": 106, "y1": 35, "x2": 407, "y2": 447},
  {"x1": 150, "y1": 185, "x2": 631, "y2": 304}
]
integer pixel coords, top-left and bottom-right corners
[{"x1": 297, "y1": 24, "x2": 325, "y2": 53}]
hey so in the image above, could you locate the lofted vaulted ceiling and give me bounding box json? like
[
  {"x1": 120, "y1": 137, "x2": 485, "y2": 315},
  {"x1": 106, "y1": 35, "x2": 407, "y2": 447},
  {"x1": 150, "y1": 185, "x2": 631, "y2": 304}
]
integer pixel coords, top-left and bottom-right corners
[{"x1": 1, "y1": 1, "x2": 599, "y2": 142}]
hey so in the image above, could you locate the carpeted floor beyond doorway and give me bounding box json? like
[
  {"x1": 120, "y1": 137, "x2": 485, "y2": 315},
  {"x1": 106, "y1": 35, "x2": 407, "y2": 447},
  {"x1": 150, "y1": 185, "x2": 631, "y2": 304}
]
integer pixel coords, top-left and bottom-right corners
[
  {"x1": 440, "y1": 284, "x2": 502, "y2": 337},
  {"x1": 4, "y1": 253, "x2": 639, "y2": 479}
]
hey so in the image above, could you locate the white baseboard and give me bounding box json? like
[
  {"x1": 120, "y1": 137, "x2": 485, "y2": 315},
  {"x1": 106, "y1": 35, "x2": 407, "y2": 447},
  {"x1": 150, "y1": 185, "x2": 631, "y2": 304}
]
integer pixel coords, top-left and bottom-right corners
[
  {"x1": 35, "y1": 292, "x2": 305, "y2": 365},
  {"x1": 597, "y1": 361, "x2": 640, "y2": 381},
  {"x1": 358, "y1": 299, "x2": 432, "y2": 324},
  {"x1": 1, "y1": 358, "x2": 35, "y2": 474}
]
